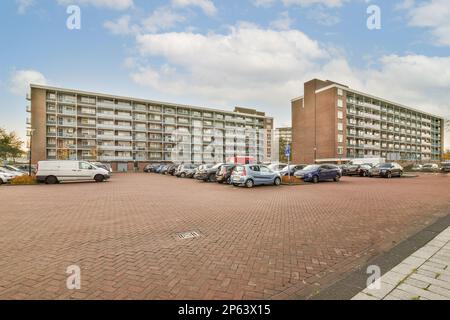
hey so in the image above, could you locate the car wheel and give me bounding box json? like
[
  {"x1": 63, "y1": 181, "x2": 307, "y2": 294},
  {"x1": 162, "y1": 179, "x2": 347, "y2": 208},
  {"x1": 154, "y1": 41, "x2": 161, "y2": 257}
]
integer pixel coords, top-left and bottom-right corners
[
  {"x1": 312, "y1": 175, "x2": 319, "y2": 184},
  {"x1": 245, "y1": 179, "x2": 254, "y2": 188},
  {"x1": 226, "y1": 177, "x2": 231, "y2": 184},
  {"x1": 45, "y1": 176, "x2": 58, "y2": 185},
  {"x1": 180, "y1": 173, "x2": 186, "y2": 178},
  {"x1": 334, "y1": 175, "x2": 340, "y2": 182},
  {"x1": 274, "y1": 177, "x2": 281, "y2": 186},
  {"x1": 94, "y1": 175, "x2": 105, "y2": 183},
  {"x1": 362, "y1": 171, "x2": 367, "y2": 177},
  {"x1": 0, "y1": 179, "x2": 3, "y2": 185},
  {"x1": 387, "y1": 172, "x2": 392, "y2": 179},
  {"x1": 208, "y1": 174, "x2": 216, "y2": 183},
  {"x1": 399, "y1": 171, "x2": 403, "y2": 177}
]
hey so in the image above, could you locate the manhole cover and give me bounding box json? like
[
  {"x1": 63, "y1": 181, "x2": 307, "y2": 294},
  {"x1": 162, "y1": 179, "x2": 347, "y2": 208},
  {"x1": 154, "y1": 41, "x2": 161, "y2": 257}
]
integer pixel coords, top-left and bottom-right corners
[{"x1": 176, "y1": 231, "x2": 201, "y2": 240}]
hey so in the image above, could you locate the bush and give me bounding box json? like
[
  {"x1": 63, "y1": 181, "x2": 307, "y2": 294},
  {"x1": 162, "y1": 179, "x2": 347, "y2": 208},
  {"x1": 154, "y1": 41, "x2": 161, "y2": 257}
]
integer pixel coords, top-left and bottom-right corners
[{"x1": 10, "y1": 175, "x2": 37, "y2": 185}]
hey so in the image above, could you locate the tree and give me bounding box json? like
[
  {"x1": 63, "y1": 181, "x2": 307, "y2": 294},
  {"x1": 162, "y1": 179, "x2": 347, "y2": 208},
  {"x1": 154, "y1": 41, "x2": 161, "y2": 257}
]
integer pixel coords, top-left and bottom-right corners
[
  {"x1": 279, "y1": 137, "x2": 289, "y2": 163},
  {"x1": 443, "y1": 149, "x2": 450, "y2": 161},
  {"x1": 0, "y1": 128, "x2": 24, "y2": 162}
]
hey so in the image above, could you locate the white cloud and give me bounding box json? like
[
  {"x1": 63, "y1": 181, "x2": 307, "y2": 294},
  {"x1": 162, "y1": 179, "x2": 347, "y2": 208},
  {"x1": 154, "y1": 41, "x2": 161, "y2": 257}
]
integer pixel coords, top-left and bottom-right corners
[
  {"x1": 251, "y1": 0, "x2": 276, "y2": 7},
  {"x1": 56, "y1": 0, "x2": 134, "y2": 10},
  {"x1": 270, "y1": 11, "x2": 294, "y2": 30},
  {"x1": 16, "y1": 0, "x2": 34, "y2": 14},
  {"x1": 256, "y1": 0, "x2": 349, "y2": 7},
  {"x1": 142, "y1": 7, "x2": 186, "y2": 33},
  {"x1": 104, "y1": 15, "x2": 139, "y2": 35},
  {"x1": 9, "y1": 70, "x2": 47, "y2": 96},
  {"x1": 125, "y1": 22, "x2": 450, "y2": 129},
  {"x1": 283, "y1": 0, "x2": 348, "y2": 6},
  {"x1": 402, "y1": 0, "x2": 450, "y2": 46},
  {"x1": 171, "y1": 0, "x2": 217, "y2": 16}
]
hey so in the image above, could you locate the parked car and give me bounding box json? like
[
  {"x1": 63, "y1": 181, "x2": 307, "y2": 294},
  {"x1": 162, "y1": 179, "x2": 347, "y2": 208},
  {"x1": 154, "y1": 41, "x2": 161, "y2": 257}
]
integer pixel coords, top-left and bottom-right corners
[
  {"x1": 154, "y1": 164, "x2": 165, "y2": 173},
  {"x1": 421, "y1": 163, "x2": 439, "y2": 172},
  {"x1": 215, "y1": 164, "x2": 236, "y2": 184},
  {"x1": 358, "y1": 164, "x2": 373, "y2": 177},
  {"x1": 195, "y1": 163, "x2": 223, "y2": 182},
  {"x1": 0, "y1": 167, "x2": 25, "y2": 178},
  {"x1": 16, "y1": 164, "x2": 37, "y2": 174},
  {"x1": 344, "y1": 164, "x2": 372, "y2": 177},
  {"x1": 3, "y1": 165, "x2": 27, "y2": 173},
  {"x1": 267, "y1": 163, "x2": 288, "y2": 172},
  {"x1": 231, "y1": 165, "x2": 281, "y2": 188},
  {"x1": 90, "y1": 162, "x2": 113, "y2": 173},
  {"x1": 160, "y1": 165, "x2": 170, "y2": 175},
  {"x1": 370, "y1": 163, "x2": 403, "y2": 178},
  {"x1": 167, "y1": 164, "x2": 179, "y2": 176},
  {"x1": 176, "y1": 164, "x2": 198, "y2": 178},
  {"x1": 279, "y1": 164, "x2": 308, "y2": 177},
  {"x1": 144, "y1": 164, "x2": 159, "y2": 173},
  {"x1": 0, "y1": 172, "x2": 14, "y2": 184},
  {"x1": 294, "y1": 164, "x2": 341, "y2": 183},
  {"x1": 441, "y1": 162, "x2": 450, "y2": 173},
  {"x1": 411, "y1": 164, "x2": 423, "y2": 171},
  {"x1": 36, "y1": 160, "x2": 110, "y2": 184}
]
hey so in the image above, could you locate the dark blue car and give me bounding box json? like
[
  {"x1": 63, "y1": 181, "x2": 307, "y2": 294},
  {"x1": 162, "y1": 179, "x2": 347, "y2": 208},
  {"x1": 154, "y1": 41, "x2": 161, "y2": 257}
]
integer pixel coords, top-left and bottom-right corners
[{"x1": 294, "y1": 164, "x2": 342, "y2": 183}]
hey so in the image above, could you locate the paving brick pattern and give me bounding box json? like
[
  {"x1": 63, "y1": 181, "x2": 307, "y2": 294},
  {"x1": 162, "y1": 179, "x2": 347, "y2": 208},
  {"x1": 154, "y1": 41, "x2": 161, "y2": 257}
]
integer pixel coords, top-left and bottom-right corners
[
  {"x1": 0, "y1": 173, "x2": 449, "y2": 300},
  {"x1": 353, "y1": 226, "x2": 450, "y2": 300}
]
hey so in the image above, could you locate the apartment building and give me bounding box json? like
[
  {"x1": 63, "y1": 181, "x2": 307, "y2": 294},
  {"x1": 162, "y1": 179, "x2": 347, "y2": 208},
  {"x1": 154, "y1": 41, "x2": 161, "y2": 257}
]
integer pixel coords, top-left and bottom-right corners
[
  {"x1": 292, "y1": 79, "x2": 445, "y2": 164},
  {"x1": 276, "y1": 127, "x2": 292, "y2": 144},
  {"x1": 27, "y1": 85, "x2": 274, "y2": 171}
]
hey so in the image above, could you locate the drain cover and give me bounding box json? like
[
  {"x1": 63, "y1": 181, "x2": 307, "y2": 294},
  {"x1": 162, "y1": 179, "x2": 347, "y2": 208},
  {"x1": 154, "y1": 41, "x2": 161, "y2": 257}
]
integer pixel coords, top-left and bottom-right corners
[{"x1": 176, "y1": 231, "x2": 201, "y2": 240}]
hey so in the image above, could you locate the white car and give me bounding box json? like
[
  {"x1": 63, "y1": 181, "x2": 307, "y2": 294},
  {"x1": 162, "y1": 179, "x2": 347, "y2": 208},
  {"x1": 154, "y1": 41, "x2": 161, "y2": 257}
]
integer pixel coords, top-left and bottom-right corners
[
  {"x1": 0, "y1": 167, "x2": 25, "y2": 178},
  {"x1": 0, "y1": 172, "x2": 14, "y2": 184},
  {"x1": 36, "y1": 160, "x2": 111, "y2": 184}
]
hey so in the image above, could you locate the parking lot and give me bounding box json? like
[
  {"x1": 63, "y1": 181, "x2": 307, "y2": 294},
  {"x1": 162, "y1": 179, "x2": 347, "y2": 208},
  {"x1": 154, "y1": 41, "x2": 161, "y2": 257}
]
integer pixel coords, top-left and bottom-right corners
[{"x1": 0, "y1": 173, "x2": 449, "y2": 300}]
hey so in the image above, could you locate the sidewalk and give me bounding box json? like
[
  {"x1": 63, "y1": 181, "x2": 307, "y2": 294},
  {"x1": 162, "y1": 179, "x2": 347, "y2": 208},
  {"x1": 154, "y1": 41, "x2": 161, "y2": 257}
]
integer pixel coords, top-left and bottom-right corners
[{"x1": 352, "y1": 226, "x2": 450, "y2": 300}]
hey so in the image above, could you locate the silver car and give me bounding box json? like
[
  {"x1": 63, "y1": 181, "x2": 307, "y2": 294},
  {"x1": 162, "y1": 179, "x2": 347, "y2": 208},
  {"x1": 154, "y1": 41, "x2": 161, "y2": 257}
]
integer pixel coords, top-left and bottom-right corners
[{"x1": 231, "y1": 165, "x2": 282, "y2": 188}]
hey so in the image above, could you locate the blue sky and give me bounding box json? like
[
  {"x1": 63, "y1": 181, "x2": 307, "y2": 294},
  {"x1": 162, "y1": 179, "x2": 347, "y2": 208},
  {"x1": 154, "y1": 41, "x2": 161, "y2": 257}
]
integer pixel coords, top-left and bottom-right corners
[{"x1": 1, "y1": 0, "x2": 449, "y2": 148}]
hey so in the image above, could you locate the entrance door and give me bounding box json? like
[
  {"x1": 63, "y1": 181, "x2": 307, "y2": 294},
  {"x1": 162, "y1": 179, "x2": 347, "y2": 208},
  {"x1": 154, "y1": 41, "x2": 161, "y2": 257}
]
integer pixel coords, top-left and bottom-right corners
[{"x1": 117, "y1": 163, "x2": 128, "y2": 172}]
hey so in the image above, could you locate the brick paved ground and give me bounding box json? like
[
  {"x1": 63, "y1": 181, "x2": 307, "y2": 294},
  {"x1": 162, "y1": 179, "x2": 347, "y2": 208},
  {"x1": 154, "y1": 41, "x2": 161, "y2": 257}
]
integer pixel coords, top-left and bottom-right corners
[
  {"x1": 0, "y1": 173, "x2": 449, "y2": 300},
  {"x1": 353, "y1": 226, "x2": 450, "y2": 300}
]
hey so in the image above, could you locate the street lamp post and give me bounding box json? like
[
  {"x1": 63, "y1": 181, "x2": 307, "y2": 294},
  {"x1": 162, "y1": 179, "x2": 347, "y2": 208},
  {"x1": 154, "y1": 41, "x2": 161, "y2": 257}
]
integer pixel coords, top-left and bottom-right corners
[{"x1": 28, "y1": 129, "x2": 35, "y2": 176}]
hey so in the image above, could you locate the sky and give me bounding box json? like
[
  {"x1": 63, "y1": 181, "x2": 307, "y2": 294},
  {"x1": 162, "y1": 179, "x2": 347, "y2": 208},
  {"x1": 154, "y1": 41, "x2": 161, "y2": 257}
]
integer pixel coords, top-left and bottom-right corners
[{"x1": 1, "y1": 0, "x2": 449, "y2": 149}]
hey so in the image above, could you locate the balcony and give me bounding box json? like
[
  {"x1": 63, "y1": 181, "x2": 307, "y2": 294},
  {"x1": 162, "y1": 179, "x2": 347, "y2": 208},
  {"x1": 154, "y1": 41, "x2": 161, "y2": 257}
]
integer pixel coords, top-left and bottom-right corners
[
  {"x1": 97, "y1": 134, "x2": 116, "y2": 140},
  {"x1": 58, "y1": 121, "x2": 76, "y2": 127},
  {"x1": 116, "y1": 104, "x2": 133, "y2": 111},
  {"x1": 97, "y1": 113, "x2": 115, "y2": 119},
  {"x1": 115, "y1": 135, "x2": 133, "y2": 141},
  {"x1": 115, "y1": 114, "x2": 133, "y2": 121},
  {"x1": 77, "y1": 133, "x2": 97, "y2": 139},
  {"x1": 98, "y1": 145, "x2": 116, "y2": 150},
  {"x1": 97, "y1": 102, "x2": 116, "y2": 109}
]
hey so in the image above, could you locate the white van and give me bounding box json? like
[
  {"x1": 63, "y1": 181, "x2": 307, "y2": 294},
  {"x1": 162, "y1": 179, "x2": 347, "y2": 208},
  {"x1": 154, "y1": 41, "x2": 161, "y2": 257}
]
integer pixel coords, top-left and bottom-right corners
[{"x1": 36, "y1": 161, "x2": 111, "y2": 184}]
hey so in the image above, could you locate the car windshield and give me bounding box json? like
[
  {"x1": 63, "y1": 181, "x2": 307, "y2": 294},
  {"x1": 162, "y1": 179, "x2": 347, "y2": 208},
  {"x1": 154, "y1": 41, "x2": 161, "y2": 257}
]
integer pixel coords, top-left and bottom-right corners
[
  {"x1": 380, "y1": 164, "x2": 392, "y2": 168},
  {"x1": 212, "y1": 163, "x2": 222, "y2": 169},
  {"x1": 303, "y1": 165, "x2": 320, "y2": 171}
]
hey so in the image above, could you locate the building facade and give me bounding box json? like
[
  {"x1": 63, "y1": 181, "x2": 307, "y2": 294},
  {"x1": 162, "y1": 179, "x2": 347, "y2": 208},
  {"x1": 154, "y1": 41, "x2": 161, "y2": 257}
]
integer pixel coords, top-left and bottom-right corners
[
  {"x1": 27, "y1": 85, "x2": 274, "y2": 171},
  {"x1": 276, "y1": 127, "x2": 292, "y2": 144},
  {"x1": 292, "y1": 79, "x2": 445, "y2": 164}
]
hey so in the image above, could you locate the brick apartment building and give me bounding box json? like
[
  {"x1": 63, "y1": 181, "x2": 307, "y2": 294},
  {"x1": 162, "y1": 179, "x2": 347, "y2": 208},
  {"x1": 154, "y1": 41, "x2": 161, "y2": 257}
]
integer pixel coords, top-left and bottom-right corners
[
  {"x1": 292, "y1": 79, "x2": 445, "y2": 164},
  {"x1": 27, "y1": 85, "x2": 274, "y2": 171}
]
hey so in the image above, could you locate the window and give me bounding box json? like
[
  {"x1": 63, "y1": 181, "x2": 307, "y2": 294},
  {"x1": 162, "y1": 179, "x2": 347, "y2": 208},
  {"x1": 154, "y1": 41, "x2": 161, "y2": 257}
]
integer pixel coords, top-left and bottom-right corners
[
  {"x1": 337, "y1": 147, "x2": 344, "y2": 155},
  {"x1": 79, "y1": 162, "x2": 93, "y2": 170},
  {"x1": 337, "y1": 88, "x2": 343, "y2": 96},
  {"x1": 337, "y1": 134, "x2": 344, "y2": 143},
  {"x1": 337, "y1": 111, "x2": 343, "y2": 120},
  {"x1": 260, "y1": 166, "x2": 270, "y2": 173},
  {"x1": 337, "y1": 99, "x2": 343, "y2": 108},
  {"x1": 337, "y1": 122, "x2": 343, "y2": 131}
]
